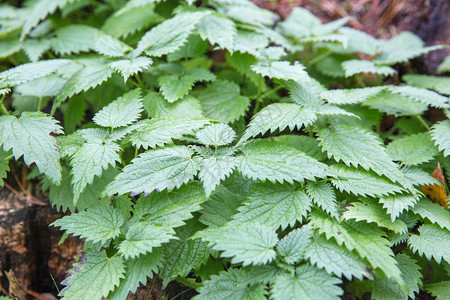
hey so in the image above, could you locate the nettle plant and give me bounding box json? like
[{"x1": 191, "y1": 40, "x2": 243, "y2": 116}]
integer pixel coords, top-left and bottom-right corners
[{"x1": 1, "y1": 0, "x2": 450, "y2": 299}]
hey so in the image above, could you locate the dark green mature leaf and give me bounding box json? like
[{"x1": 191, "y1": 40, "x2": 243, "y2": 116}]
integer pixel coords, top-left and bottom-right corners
[
  {"x1": 118, "y1": 222, "x2": 173, "y2": 259},
  {"x1": 60, "y1": 250, "x2": 125, "y2": 300},
  {"x1": 52, "y1": 205, "x2": 125, "y2": 245},
  {"x1": 196, "y1": 268, "x2": 266, "y2": 300},
  {"x1": 133, "y1": 181, "x2": 207, "y2": 228},
  {"x1": 232, "y1": 182, "x2": 313, "y2": 229},
  {"x1": 105, "y1": 146, "x2": 200, "y2": 196},
  {"x1": 408, "y1": 224, "x2": 450, "y2": 264},
  {"x1": 271, "y1": 265, "x2": 343, "y2": 300},
  {"x1": 306, "y1": 181, "x2": 339, "y2": 218},
  {"x1": 161, "y1": 219, "x2": 209, "y2": 284},
  {"x1": 305, "y1": 233, "x2": 368, "y2": 280},
  {"x1": 109, "y1": 249, "x2": 162, "y2": 300},
  {"x1": 238, "y1": 139, "x2": 328, "y2": 184},
  {"x1": 0, "y1": 149, "x2": 10, "y2": 187},
  {"x1": 319, "y1": 124, "x2": 411, "y2": 190},
  {"x1": 130, "y1": 117, "x2": 210, "y2": 150},
  {"x1": 136, "y1": 12, "x2": 208, "y2": 57},
  {"x1": 276, "y1": 226, "x2": 313, "y2": 264},
  {"x1": 195, "y1": 222, "x2": 278, "y2": 266},
  {"x1": 198, "y1": 80, "x2": 250, "y2": 123},
  {"x1": 0, "y1": 112, "x2": 63, "y2": 183}
]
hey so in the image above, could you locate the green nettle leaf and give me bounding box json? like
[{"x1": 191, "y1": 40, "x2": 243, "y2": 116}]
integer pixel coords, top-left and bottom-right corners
[
  {"x1": 143, "y1": 92, "x2": 204, "y2": 118},
  {"x1": 109, "y1": 57, "x2": 153, "y2": 82},
  {"x1": 161, "y1": 220, "x2": 209, "y2": 284},
  {"x1": 197, "y1": 13, "x2": 236, "y2": 51},
  {"x1": 343, "y1": 199, "x2": 408, "y2": 233},
  {"x1": 199, "y1": 186, "x2": 245, "y2": 227},
  {"x1": 431, "y1": 120, "x2": 450, "y2": 157},
  {"x1": 159, "y1": 67, "x2": 215, "y2": 103},
  {"x1": 413, "y1": 199, "x2": 450, "y2": 231},
  {"x1": 408, "y1": 224, "x2": 450, "y2": 264},
  {"x1": 195, "y1": 123, "x2": 236, "y2": 146},
  {"x1": 387, "y1": 132, "x2": 438, "y2": 165},
  {"x1": 196, "y1": 268, "x2": 266, "y2": 300},
  {"x1": 51, "y1": 25, "x2": 100, "y2": 56},
  {"x1": 195, "y1": 222, "x2": 278, "y2": 266},
  {"x1": 70, "y1": 139, "x2": 121, "y2": 202},
  {"x1": 238, "y1": 103, "x2": 317, "y2": 143},
  {"x1": 320, "y1": 86, "x2": 384, "y2": 105},
  {"x1": 364, "y1": 91, "x2": 428, "y2": 117},
  {"x1": 403, "y1": 74, "x2": 450, "y2": 95},
  {"x1": 238, "y1": 139, "x2": 328, "y2": 184},
  {"x1": 198, "y1": 154, "x2": 237, "y2": 197},
  {"x1": 342, "y1": 60, "x2": 396, "y2": 77},
  {"x1": 135, "y1": 11, "x2": 208, "y2": 57},
  {"x1": 133, "y1": 181, "x2": 207, "y2": 228},
  {"x1": 318, "y1": 124, "x2": 411, "y2": 190},
  {"x1": 105, "y1": 146, "x2": 200, "y2": 196},
  {"x1": 198, "y1": 80, "x2": 250, "y2": 123},
  {"x1": 310, "y1": 210, "x2": 403, "y2": 285},
  {"x1": 130, "y1": 117, "x2": 210, "y2": 149},
  {"x1": 388, "y1": 85, "x2": 449, "y2": 109},
  {"x1": 274, "y1": 135, "x2": 324, "y2": 160},
  {"x1": 372, "y1": 253, "x2": 422, "y2": 300},
  {"x1": 305, "y1": 233, "x2": 368, "y2": 280},
  {"x1": 0, "y1": 112, "x2": 63, "y2": 183},
  {"x1": 118, "y1": 222, "x2": 174, "y2": 259},
  {"x1": 379, "y1": 193, "x2": 420, "y2": 221},
  {"x1": 330, "y1": 165, "x2": 403, "y2": 197},
  {"x1": 52, "y1": 205, "x2": 125, "y2": 245},
  {"x1": 276, "y1": 226, "x2": 313, "y2": 264},
  {"x1": 0, "y1": 149, "x2": 10, "y2": 187},
  {"x1": 306, "y1": 181, "x2": 339, "y2": 218},
  {"x1": 94, "y1": 34, "x2": 131, "y2": 58},
  {"x1": 427, "y1": 281, "x2": 450, "y2": 300},
  {"x1": 401, "y1": 166, "x2": 440, "y2": 187},
  {"x1": 53, "y1": 57, "x2": 114, "y2": 114},
  {"x1": 231, "y1": 182, "x2": 313, "y2": 229},
  {"x1": 93, "y1": 89, "x2": 143, "y2": 128},
  {"x1": 60, "y1": 250, "x2": 125, "y2": 300},
  {"x1": 0, "y1": 59, "x2": 71, "y2": 88},
  {"x1": 251, "y1": 61, "x2": 308, "y2": 82},
  {"x1": 271, "y1": 265, "x2": 343, "y2": 300},
  {"x1": 109, "y1": 249, "x2": 162, "y2": 300}
]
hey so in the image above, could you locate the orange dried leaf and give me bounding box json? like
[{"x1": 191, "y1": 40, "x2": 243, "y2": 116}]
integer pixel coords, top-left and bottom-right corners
[{"x1": 421, "y1": 163, "x2": 448, "y2": 209}]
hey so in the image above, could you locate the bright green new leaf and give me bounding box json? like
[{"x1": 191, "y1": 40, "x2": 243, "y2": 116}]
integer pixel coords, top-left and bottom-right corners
[
  {"x1": 93, "y1": 89, "x2": 143, "y2": 128},
  {"x1": 387, "y1": 132, "x2": 438, "y2": 165},
  {"x1": 413, "y1": 198, "x2": 450, "y2": 231}
]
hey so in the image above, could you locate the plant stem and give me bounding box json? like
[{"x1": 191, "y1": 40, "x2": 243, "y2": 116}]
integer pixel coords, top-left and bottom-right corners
[
  {"x1": 135, "y1": 73, "x2": 146, "y2": 92},
  {"x1": 37, "y1": 96, "x2": 43, "y2": 112},
  {"x1": 0, "y1": 94, "x2": 9, "y2": 115},
  {"x1": 307, "y1": 50, "x2": 332, "y2": 67},
  {"x1": 416, "y1": 115, "x2": 430, "y2": 130}
]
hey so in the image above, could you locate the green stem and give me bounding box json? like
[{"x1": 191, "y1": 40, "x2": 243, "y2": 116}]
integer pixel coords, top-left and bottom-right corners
[
  {"x1": 37, "y1": 96, "x2": 43, "y2": 112},
  {"x1": 259, "y1": 85, "x2": 282, "y2": 99},
  {"x1": 135, "y1": 73, "x2": 146, "y2": 92},
  {"x1": 416, "y1": 115, "x2": 430, "y2": 130},
  {"x1": 307, "y1": 50, "x2": 332, "y2": 67},
  {"x1": 0, "y1": 94, "x2": 9, "y2": 115}
]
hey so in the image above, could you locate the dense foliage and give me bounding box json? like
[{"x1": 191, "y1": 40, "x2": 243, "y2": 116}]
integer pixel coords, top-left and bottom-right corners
[{"x1": 1, "y1": 0, "x2": 450, "y2": 299}]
